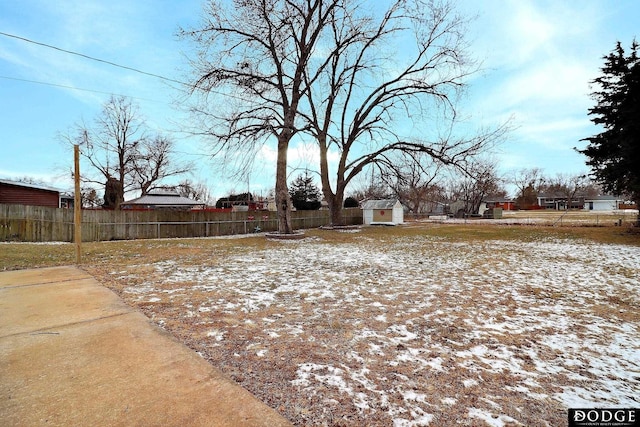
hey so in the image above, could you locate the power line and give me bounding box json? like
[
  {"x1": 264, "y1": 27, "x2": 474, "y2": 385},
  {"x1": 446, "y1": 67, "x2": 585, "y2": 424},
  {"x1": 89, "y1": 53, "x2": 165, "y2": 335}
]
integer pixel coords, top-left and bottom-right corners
[
  {"x1": 0, "y1": 31, "x2": 259, "y2": 105},
  {"x1": 0, "y1": 75, "x2": 162, "y2": 102},
  {"x1": 0, "y1": 31, "x2": 188, "y2": 87}
]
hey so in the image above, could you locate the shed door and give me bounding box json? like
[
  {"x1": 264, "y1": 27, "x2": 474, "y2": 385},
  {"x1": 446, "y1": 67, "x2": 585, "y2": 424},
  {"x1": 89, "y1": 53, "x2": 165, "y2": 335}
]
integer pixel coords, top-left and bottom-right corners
[{"x1": 373, "y1": 209, "x2": 387, "y2": 222}]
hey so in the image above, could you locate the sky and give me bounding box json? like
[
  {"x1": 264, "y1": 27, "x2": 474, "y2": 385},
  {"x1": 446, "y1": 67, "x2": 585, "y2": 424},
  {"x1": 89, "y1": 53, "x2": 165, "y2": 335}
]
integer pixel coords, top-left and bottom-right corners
[{"x1": 1, "y1": 0, "x2": 638, "y2": 201}]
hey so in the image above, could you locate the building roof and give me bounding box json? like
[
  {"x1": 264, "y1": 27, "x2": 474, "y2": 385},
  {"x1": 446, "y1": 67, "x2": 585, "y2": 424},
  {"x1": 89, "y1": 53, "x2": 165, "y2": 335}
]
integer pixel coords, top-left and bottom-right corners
[
  {"x1": 483, "y1": 199, "x2": 514, "y2": 204},
  {"x1": 362, "y1": 199, "x2": 400, "y2": 210},
  {"x1": 585, "y1": 195, "x2": 623, "y2": 201},
  {"x1": 537, "y1": 192, "x2": 587, "y2": 199},
  {"x1": 0, "y1": 179, "x2": 62, "y2": 194},
  {"x1": 121, "y1": 190, "x2": 205, "y2": 208}
]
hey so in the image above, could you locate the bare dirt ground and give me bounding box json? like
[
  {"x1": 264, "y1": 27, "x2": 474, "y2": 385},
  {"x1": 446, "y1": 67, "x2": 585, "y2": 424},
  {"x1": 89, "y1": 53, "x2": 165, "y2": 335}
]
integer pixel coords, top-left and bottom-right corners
[{"x1": 82, "y1": 224, "x2": 639, "y2": 427}]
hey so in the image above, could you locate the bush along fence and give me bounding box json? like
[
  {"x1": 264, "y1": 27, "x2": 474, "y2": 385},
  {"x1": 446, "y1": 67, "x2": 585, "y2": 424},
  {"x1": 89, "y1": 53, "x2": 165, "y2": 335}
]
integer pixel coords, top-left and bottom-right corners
[{"x1": 0, "y1": 204, "x2": 363, "y2": 242}]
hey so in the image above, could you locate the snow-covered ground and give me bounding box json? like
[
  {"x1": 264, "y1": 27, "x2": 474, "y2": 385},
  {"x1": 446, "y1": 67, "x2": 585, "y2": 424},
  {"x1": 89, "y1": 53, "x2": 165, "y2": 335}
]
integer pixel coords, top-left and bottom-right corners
[{"x1": 102, "y1": 230, "x2": 640, "y2": 426}]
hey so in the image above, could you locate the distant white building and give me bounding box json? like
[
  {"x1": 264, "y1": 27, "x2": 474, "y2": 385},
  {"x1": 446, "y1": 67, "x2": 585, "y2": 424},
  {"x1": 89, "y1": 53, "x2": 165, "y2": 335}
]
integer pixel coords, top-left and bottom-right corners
[
  {"x1": 120, "y1": 189, "x2": 205, "y2": 211},
  {"x1": 362, "y1": 199, "x2": 404, "y2": 225},
  {"x1": 583, "y1": 195, "x2": 624, "y2": 211}
]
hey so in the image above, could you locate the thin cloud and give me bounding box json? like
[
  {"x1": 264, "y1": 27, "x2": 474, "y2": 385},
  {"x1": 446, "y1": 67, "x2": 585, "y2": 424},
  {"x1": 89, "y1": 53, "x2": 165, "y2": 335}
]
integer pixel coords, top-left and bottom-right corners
[{"x1": 460, "y1": 0, "x2": 619, "y2": 174}]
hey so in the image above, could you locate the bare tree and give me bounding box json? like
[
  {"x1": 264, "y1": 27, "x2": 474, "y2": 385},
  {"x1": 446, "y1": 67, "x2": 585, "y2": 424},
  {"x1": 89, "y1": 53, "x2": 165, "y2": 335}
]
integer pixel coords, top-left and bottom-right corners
[
  {"x1": 510, "y1": 168, "x2": 546, "y2": 209},
  {"x1": 348, "y1": 179, "x2": 394, "y2": 203},
  {"x1": 180, "y1": 0, "x2": 506, "y2": 228},
  {"x1": 12, "y1": 176, "x2": 47, "y2": 186},
  {"x1": 509, "y1": 168, "x2": 546, "y2": 206},
  {"x1": 176, "y1": 179, "x2": 215, "y2": 206},
  {"x1": 133, "y1": 136, "x2": 193, "y2": 195},
  {"x1": 449, "y1": 160, "x2": 505, "y2": 215},
  {"x1": 60, "y1": 96, "x2": 188, "y2": 208},
  {"x1": 180, "y1": 0, "x2": 339, "y2": 233},
  {"x1": 381, "y1": 153, "x2": 445, "y2": 215},
  {"x1": 300, "y1": 0, "x2": 508, "y2": 225},
  {"x1": 542, "y1": 173, "x2": 598, "y2": 210},
  {"x1": 81, "y1": 187, "x2": 101, "y2": 208},
  {"x1": 73, "y1": 95, "x2": 145, "y2": 208}
]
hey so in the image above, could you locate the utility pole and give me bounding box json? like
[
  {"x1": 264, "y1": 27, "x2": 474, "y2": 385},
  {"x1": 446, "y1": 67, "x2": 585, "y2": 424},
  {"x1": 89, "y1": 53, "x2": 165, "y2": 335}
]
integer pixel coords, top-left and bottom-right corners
[{"x1": 74, "y1": 144, "x2": 82, "y2": 264}]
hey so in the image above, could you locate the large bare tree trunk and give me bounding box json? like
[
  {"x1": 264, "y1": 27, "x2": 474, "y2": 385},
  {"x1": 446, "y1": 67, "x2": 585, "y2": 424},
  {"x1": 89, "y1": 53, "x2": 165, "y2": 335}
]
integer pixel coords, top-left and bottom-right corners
[
  {"x1": 327, "y1": 194, "x2": 344, "y2": 226},
  {"x1": 275, "y1": 135, "x2": 293, "y2": 234},
  {"x1": 319, "y1": 133, "x2": 346, "y2": 226}
]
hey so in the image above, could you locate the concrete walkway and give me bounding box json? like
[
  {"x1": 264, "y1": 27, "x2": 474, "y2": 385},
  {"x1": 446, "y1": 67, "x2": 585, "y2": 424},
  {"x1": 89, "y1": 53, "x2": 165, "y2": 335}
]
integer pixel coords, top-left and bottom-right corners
[{"x1": 0, "y1": 266, "x2": 292, "y2": 427}]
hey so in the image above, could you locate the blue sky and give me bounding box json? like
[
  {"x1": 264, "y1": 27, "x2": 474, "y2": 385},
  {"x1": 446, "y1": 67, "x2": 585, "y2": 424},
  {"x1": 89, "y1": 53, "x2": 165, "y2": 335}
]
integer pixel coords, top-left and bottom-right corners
[{"x1": 1, "y1": 0, "x2": 638, "y2": 200}]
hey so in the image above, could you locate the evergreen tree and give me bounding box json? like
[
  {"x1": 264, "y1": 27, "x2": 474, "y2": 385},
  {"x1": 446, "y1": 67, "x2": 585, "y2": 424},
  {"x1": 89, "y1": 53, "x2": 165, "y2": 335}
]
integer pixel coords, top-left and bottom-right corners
[
  {"x1": 580, "y1": 40, "x2": 640, "y2": 211},
  {"x1": 289, "y1": 172, "x2": 322, "y2": 210},
  {"x1": 343, "y1": 197, "x2": 359, "y2": 208}
]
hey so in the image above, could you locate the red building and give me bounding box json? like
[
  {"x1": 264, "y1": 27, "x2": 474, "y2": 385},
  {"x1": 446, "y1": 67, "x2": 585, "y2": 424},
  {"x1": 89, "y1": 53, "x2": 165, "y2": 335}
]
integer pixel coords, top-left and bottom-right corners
[
  {"x1": 483, "y1": 199, "x2": 516, "y2": 211},
  {"x1": 0, "y1": 179, "x2": 65, "y2": 208}
]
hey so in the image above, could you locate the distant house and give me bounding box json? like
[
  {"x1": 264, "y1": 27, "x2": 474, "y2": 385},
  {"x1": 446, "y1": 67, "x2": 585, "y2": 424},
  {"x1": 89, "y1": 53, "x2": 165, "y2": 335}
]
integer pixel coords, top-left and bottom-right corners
[
  {"x1": 0, "y1": 179, "x2": 68, "y2": 208},
  {"x1": 120, "y1": 189, "x2": 205, "y2": 211},
  {"x1": 583, "y1": 195, "x2": 624, "y2": 211},
  {"x1": 536, "y1": 193, "x2": 585, "y2": 210},
  {"x1": 215, "y1": 192, "x2": 268, "y2": 211},
  {"x1": 480, "y1": 198, "x2": 515, "y2": 213},
  {"x1": 362, "y1": 199, "x2": 404, "y2": 225}
]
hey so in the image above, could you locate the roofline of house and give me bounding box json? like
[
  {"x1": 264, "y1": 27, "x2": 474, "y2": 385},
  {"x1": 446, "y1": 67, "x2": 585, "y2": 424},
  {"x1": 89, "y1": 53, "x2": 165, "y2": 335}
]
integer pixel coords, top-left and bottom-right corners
[{"x1": 0, "y1": 179, "x2": 63, "y2": 194}]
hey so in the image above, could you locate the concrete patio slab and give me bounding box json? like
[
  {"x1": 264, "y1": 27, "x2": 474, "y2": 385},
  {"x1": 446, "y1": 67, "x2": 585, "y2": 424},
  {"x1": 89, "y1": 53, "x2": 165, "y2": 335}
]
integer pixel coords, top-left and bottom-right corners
[{"x1": 0, "y1": 266, "x2": 292, "y2": 427}]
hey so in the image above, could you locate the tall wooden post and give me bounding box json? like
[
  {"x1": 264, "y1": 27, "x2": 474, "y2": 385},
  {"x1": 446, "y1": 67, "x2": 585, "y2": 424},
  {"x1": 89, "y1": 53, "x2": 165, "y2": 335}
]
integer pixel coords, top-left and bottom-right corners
[{"x1": 74, "y1": 145, "x2": 82, "y2": 264}]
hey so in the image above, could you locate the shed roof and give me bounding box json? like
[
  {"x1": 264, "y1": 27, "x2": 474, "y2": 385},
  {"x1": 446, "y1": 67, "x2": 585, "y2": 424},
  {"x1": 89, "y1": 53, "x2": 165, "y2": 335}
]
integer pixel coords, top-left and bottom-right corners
[{"x1": 362, "y1": 199, "x2": 399, "y2": 210}]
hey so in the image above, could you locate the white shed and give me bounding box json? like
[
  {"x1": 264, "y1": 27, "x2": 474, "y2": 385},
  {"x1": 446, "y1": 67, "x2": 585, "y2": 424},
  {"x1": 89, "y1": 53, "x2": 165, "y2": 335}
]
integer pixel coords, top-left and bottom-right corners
[{"x1": 362, "y1": 199, "x2": 404, "y2": 225}]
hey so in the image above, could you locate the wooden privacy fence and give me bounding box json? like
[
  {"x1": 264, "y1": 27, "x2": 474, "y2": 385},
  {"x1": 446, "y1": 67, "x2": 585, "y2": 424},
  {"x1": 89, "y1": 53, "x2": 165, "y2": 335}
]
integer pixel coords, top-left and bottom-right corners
[{"x1": 0, "y1": 204, "x2": 363, "y2": 242}]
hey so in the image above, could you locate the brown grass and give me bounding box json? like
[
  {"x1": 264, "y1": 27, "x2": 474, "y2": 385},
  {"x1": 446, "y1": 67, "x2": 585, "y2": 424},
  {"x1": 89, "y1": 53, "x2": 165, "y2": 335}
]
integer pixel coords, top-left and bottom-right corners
[{"x1": 1, "y1": 223, "x2": 639, "y2": 426}]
